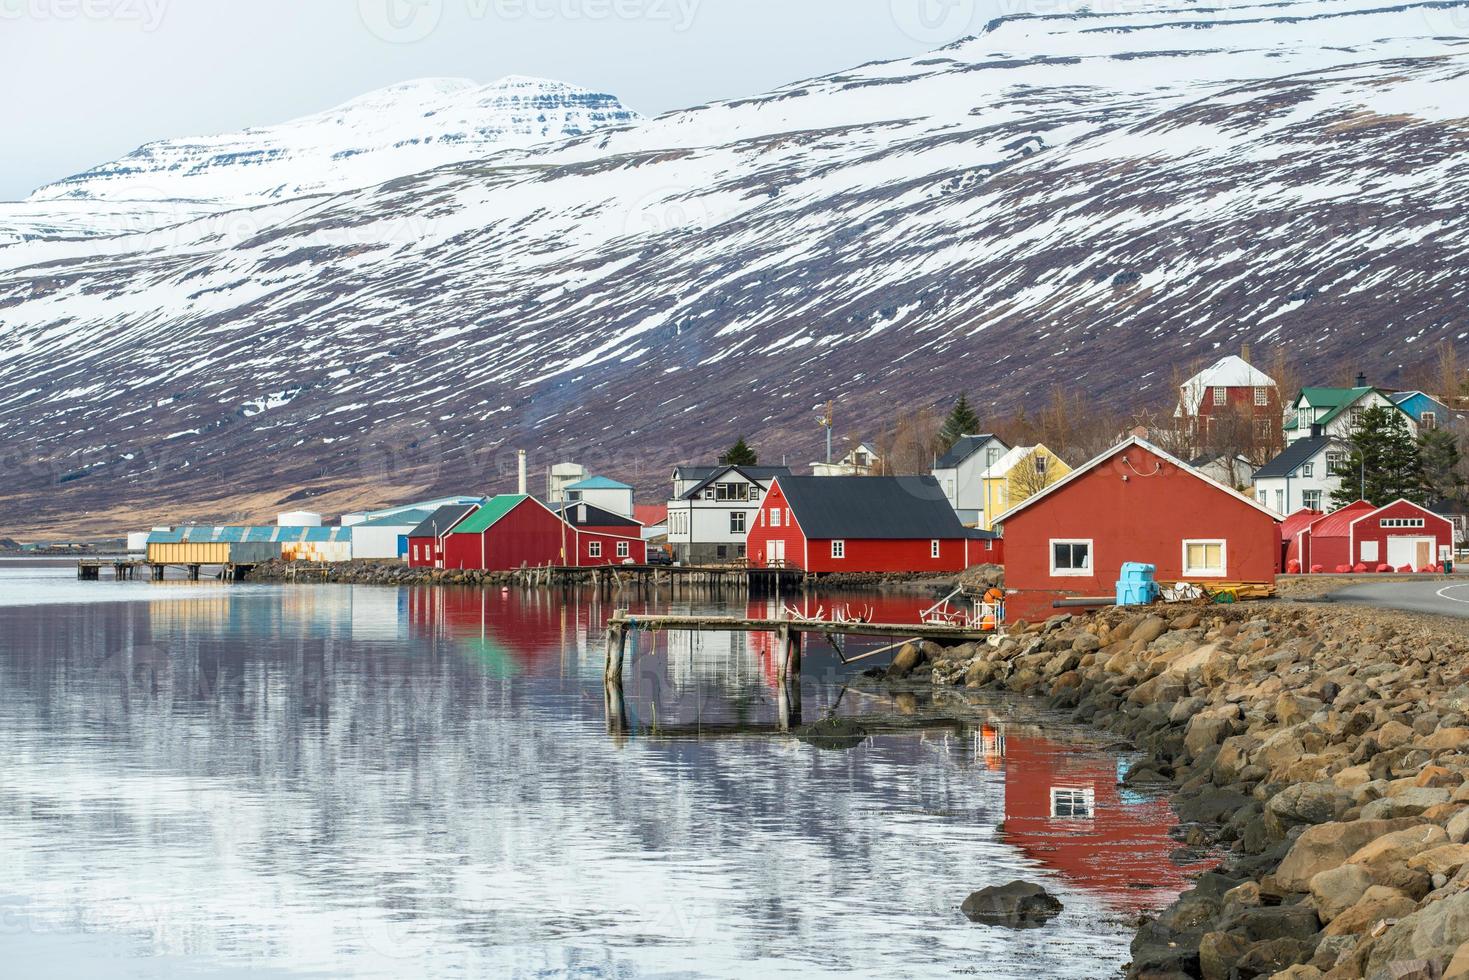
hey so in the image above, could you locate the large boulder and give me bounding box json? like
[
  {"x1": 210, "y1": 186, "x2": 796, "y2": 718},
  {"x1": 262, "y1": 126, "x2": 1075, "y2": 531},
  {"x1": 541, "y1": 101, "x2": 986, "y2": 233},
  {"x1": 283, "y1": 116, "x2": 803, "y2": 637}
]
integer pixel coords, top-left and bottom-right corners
[
  {"x1": 960, "y1": 881, "x2": 1064, "y2": 928},
  {"x1": 1276, "y1": 819, "x2": 1428, "y2": 893},
  {"x1": 887, "y1": 642, "x2": 924, "y2": 679},
  {"x1": 1131, "y1": 616, "x2": 1169, "y2": 647},
  {"x1": 1347, "y1": 824, "x2": 1449, "y2": 870},
  {"x1": 1367, "y1": 893, "x2": 1469, "y2": 975},
  {"x1": 1266, "y1": 783, "x2": 1355, "y2": 837},
  {"x1": 1309, "y1": 864, "x2": 1374, "y2": 923},
  {"x1": 1199, "y1": 930, "x2": 1251, "y2": 980},
  {"x1": 1322, "y1": 887, "x2": 1419, "y2": 937}
]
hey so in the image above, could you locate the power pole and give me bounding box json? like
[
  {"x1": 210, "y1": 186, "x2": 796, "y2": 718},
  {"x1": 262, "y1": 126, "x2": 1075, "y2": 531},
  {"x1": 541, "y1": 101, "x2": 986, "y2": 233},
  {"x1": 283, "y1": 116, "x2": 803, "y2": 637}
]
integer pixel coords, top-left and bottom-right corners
[{"x1": 817, "y1": 400, "x2": 835, "y2": 464}]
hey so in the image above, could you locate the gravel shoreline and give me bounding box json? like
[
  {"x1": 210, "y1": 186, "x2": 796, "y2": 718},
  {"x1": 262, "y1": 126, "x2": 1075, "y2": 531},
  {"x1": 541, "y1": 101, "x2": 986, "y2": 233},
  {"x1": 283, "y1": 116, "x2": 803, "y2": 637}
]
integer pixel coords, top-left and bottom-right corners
[{"x1": 884, "y1": 601, "x2": 1469, "y2": 979}]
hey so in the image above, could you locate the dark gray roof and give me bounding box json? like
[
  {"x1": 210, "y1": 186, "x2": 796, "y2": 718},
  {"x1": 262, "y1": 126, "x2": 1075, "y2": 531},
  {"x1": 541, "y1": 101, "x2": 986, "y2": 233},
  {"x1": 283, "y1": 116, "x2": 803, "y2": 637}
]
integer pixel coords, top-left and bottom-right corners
[
  {"x1": 935, "y1": 434, "x2": 1005, "y2": 469},
  {"x1": 678, "y1": 465, "x2": 793, "y2": 500},
  {"x1": 549, "y1": 499, "x2": 640, "y2": 528},
  {"x1": 776, "y1": 476, "x2": 968, "y2": 539},
  {"x1": 407, "y1": 504, "x2": 480, "y2": 539},
  {"x1": 1253, "y1": 437, "x2": 1341, "y2": 480}
]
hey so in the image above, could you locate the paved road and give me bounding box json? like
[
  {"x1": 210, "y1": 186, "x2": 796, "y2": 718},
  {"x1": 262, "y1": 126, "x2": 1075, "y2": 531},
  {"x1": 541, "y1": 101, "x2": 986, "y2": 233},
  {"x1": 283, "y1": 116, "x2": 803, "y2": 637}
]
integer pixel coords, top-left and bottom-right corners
[{"x1": 1329, "y1": 579, "x2": 1469, "y2": 618}]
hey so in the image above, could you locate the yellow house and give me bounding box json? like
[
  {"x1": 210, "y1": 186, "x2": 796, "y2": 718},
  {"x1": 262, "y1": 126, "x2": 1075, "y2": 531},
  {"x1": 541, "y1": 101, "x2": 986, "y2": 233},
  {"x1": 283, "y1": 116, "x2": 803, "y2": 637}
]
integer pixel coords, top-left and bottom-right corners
[{"x1": 980, "y1": 444, "x2": 1072, "y2": 530}]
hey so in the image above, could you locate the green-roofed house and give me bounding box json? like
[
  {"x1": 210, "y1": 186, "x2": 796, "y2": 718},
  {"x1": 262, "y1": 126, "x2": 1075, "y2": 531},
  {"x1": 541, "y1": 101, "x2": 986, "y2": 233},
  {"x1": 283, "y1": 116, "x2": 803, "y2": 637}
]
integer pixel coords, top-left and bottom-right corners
[
  {"x1": 1285, "y1": 381, "x2": 1416, "y2": 445},
  {"x1": 439, "y1": 494, "x2": 646, "y2": 571}
]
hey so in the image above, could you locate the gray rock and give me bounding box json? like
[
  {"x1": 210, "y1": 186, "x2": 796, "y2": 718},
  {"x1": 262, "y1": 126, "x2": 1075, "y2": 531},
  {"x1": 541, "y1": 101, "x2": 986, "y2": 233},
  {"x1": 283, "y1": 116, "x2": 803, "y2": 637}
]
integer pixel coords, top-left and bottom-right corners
[{"x1": 960, "y1": 881, "x2": 1063, "y2": 928}]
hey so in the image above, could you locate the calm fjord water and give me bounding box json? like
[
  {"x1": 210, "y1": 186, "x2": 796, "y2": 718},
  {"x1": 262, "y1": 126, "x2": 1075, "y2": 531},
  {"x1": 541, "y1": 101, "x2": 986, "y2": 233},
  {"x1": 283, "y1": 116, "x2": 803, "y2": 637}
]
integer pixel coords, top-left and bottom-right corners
[{"x1": 0, "y1": 560, "x2": 1197, "y2": 978}]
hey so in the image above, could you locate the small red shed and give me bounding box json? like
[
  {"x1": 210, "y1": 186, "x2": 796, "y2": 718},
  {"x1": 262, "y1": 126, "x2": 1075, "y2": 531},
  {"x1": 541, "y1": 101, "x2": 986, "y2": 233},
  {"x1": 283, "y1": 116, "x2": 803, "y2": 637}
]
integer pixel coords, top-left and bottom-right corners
[
  {"x1": 1279, "y1": 508, "x2": 1324, "y2": 572},
  {"x1": 571, "y1": 527, "x2": 647, "y2": 566},
  {"x1": 1306, "y1": 499, "x2": 1453, "y2": 572},
  {"x1": 407, "y1": 502, "x2": 482, "y2": 569},
  {"x1": 746, "y1": 476, "x2": 996, "y2": 573},
  {"x1": 995, "y1": 437, "x2": 1281, "y2": 596}
]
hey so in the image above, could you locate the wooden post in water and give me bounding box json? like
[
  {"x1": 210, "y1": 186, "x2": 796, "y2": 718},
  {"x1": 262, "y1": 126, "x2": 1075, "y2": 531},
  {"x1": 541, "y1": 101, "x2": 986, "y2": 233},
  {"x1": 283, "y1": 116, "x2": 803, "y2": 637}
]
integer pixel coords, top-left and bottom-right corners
[
  {"x1": 775, "y1": 622, "x2": 792, "y2": 686},
  {"x1": 604, "y1": 614, "x2": 629, "y2": 685}
]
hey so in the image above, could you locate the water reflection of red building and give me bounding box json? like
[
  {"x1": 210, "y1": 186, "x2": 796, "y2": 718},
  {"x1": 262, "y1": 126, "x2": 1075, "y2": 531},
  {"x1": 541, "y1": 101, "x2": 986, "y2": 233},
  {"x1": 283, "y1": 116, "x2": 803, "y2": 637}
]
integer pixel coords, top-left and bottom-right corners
[{"x1": 999, "y1": 730, "x2": 1213, "y2": 911}]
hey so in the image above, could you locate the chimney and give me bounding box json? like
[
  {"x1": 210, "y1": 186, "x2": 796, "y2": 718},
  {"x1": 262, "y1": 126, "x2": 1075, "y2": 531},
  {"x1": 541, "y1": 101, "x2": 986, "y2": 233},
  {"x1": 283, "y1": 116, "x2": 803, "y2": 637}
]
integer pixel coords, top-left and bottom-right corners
[
  {"x1": 1356, "y1": 372, "x2": 1368, "y2": 389},
  {"x1": 517, "y1": 450, "x2": 527, "y2": 495},
  {"x1": 1240, "y1": 342, "x2": 1252, "y2": 364}
]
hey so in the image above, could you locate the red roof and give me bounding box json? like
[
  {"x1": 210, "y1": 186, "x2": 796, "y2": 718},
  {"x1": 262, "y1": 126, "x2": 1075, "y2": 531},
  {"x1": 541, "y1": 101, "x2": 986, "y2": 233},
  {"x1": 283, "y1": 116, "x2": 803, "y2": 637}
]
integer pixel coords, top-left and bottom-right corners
[
  {"x1": 634, "y1": 504, "x2": 667, "y2": 527},
  {"x1": 1309, "y1": 500, "x2": 1376, "y2": 539},
  {"x1": 1280, "y1": 509, "x2": 1323, "y2": 542}
]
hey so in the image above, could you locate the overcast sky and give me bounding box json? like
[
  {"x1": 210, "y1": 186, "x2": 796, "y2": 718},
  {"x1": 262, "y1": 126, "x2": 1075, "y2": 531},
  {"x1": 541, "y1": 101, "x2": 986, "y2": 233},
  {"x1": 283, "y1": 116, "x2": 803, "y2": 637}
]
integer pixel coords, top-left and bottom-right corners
[{"x1": 0, "y1": 0, "x2": 1004, "y2": 200}]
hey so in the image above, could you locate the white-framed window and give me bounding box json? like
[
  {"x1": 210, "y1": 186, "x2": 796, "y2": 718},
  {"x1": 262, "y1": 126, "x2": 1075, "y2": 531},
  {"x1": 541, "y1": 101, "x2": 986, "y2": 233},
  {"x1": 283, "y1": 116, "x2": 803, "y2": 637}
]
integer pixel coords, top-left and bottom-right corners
[
  {"x1": 1183, "y1": 539, "x2": 1227, "y2": 577},
  {"x1": 1276, "y1": 490, "x2": 1285, "y2": 512},
  {"x1": 1213, "y1": 387, "x2": 1227, "y2": 406},
  {"x1": 1423, "y1": 411, "x2": 1438, "y2": 430},
  {"x1": 1050, "y1": 539, "x2": 1092, "y2": 576},
  {"x1": 931, "y1": 540, "x2": 941, "y2": 559},
  {"x1": 1033, "y1": 454, "x2": 1048, "y2": 475},
  {"x1": 730, "y1": 511, "x2": 747, "y2": 534},
  {"x1": 831, "y1": 540, "x2": 846, "y2": 559},
  {"x1": 412, "y1": 544, "x2": 419, "y2": 561},
  {"x1": 1301, "y1": 463, "x2": 1314, "y2": 478},
  {"x1": 1303, "y1": 490, "x2": 1323, "y2": 511},
  {"x1": 1381, "y1": 518, "x2": 1426, "y2": 528},
  {"x1": 589, "y1": 541, "x2": 602, "y2": 558},
  {"x1": 1255, "y1": 387, "x2": 1270, "y2": 407},
  {"x1": 770, "y1": 508, "x2": 782, "y2": 528},
  {"x1": 617, "y1": 541, "x2": 630, "y2": 558},
  {"x1": 1050, "y1": 786, "x2": 1095, "y2": 819},
  {"x1": 1326, "y1": 451, "x2": 1344, "y2": 473}
]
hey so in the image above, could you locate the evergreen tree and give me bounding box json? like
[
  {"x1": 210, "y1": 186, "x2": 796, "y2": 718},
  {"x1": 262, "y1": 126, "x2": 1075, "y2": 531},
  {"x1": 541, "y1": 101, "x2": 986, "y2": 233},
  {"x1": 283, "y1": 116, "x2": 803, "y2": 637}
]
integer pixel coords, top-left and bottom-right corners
[
  {"x1": 720, "y1": 437, "x2": 758, "y2": 467},
  {"x1": 1419, "y1": 427, "x2": 1466, "y2": 504},
  {"x1": 939, "y1": 395, "x2": 982, "y2": 450},
  {"x1": 1329, "y1": 406, "x2": 1426, "y2": 508}
]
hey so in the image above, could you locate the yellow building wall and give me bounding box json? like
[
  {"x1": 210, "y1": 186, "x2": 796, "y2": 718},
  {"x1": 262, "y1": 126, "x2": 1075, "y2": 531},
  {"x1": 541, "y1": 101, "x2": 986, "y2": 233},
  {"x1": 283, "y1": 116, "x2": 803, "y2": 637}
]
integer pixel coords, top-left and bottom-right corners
[{"x1": 980, "y1": 446, "x2": 1073, "y2": 530}]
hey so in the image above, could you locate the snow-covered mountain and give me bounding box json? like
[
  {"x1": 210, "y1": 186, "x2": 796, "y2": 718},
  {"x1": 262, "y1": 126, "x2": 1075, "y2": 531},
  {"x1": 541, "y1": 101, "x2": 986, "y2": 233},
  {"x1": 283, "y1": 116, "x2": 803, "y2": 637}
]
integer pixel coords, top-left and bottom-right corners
[
  {"x1": 2, "y1": 0, "x2": 1468, "y2": 534},
  {"x1": 0, "y1": 76, "x2": 638, "y2": 243}
]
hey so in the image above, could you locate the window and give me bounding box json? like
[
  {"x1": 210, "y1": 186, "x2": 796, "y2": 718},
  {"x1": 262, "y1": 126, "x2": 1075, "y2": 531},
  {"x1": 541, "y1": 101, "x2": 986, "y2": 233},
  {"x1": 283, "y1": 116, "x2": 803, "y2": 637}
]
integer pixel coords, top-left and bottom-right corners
[
  {"x1": 1213, "y1": 387, "x2": 1228, "y2": 406},
  {"x1": 1255, "y1": 387, "x2": 1270, "y2": 407},
  {"x1": 589, "y1": 541, "x2": 602, "y2": 558},
  {"x1": 854, "y1": 452, "x2": 869, "y2": 467},
  {"x1": 1303, "y1": 490, "x2": 1323, "y2": 511},
  {"x1": 412, "y1": 544, "x2": 419, "y2": 561},
  {"x1": 617, "y1": 541, "x2": 630, "y2": 558},
  {"x1": 987, "y1": 449, "x2": 1002, "y2": 468},
  {"x1": 1381, "y1": 518, "x2": 1426, "y2": 529},
  {"x1": 1423, "y1": 412, "x2": 1438, "y2": 430},
  {"x1": 1276, "y1": 490, "x2": 1286, "y2": 512},
  {"x1": 1255, "y1": 418, "x2": 1272, "y2": 440},
  {"x1": 1326, "y1": 451, "x2": 1345, "y2": 474},
  {"x1": 713, "y1": 482, "x2": 750, "y2": 502},
  {"x1": 1051, "y1": 786, "x2": 1095, "y2": 819},
  {"x1": 1302, "y1": 463, "x2": 1314, "y2": 478},
  {"x1": 1350, "y1": 408, "x2": 1365, "y2": 428},
  {"x1": 770, "y1": 508, "x2": 781, "y2": 528},
  {"x1": 1362, "y1": 541, "x2": 1380, "y2": 563},
  {"x1": 730, "y1": 511, "x2": 747, "y2": 534},
  {"x1": 1183, "y1": 540, "x2": 1227, "y2": 577},
  {"x1": 1050, "y1": 540, "x2": 1091, "y2": 576},
  {"x1": 931, "y1": 540, "x2": 941, "y2": 559},
  {"x1": 717, "y1": 545, "x2": 728, "y2": 560},
  {"x1": 1033, "y1": 454, "x2": 1048, "y2": 475},
  {"x1": 831, "y1": 540, "x2": 846, "y2": 559}
]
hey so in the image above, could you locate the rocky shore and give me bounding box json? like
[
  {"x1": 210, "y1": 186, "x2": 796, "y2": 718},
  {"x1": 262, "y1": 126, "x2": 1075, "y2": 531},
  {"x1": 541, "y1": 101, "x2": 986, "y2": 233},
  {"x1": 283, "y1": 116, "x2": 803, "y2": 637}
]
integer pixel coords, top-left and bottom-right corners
[{"x1": 889, "y1": 602, "x2": 1469, "y2": 980}]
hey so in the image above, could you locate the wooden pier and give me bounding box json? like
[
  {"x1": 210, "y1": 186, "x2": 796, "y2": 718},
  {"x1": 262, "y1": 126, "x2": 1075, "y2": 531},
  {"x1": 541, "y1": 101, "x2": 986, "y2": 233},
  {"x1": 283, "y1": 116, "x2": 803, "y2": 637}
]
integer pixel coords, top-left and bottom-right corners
[{"x1": 77, "y1": 560, "x2": 259, "y2": 582}]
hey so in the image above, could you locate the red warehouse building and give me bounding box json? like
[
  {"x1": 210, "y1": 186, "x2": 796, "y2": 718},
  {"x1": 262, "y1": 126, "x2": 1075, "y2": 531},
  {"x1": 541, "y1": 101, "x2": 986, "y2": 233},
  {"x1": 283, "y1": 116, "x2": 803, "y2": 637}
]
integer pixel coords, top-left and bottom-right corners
[
  {"x1": 443, "y1": 495, "x2": 647, "y2": 571},
  {"x1": 407, "y1": 502, "x2": 482, "y2": 569},
  {"x1": 995, "y1": 437, "x2": 1281, "y2": 596},
  {"x1": 1279, "y1": 508, "x2": 1324, "y2": 572},
  {"x1": 746, "y1": 476, "x2": 1001, "y2": 573},
  {"x1": 1302, "y1": 499, "x2": 1453, "y2": 572}
]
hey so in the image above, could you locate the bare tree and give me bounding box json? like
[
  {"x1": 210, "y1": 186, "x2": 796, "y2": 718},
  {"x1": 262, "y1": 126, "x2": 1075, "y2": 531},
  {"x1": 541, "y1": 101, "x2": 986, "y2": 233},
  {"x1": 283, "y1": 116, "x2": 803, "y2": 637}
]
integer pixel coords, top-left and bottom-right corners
[
  {"x1": 876, "y1": 406, "x2": 943, "y2": 476},
  {"x1": 1008, "y1": 447, "x2": 1063, "y2": 502}
]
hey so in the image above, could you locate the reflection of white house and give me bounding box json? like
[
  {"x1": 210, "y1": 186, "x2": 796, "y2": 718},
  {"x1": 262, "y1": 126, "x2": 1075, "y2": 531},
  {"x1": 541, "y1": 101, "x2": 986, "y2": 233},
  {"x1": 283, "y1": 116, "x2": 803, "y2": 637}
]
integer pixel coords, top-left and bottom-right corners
[
  {"x1": 931, "y1": 434, "x2": 1009, "y2": 525},
  {"x1": 811, "y1": 443, "x2": 881, "y2": 477},
  {"x1": 667, "y1": 464, "x2": 792, "y2": 564}
]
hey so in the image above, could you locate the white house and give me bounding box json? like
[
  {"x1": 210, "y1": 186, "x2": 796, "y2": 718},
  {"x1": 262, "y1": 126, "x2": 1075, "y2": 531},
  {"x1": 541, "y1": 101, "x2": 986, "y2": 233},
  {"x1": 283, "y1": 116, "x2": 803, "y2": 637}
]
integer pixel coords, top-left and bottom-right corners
[
  {"x1": 1252, "y1": 436, "x2": 1351, "y2": 515},
  {"x1": 565, "y1": 476, "x2": 635, "y2": 518},
  {"x1": 666, "y1": 464, "x2": 792, "y2": 564},
  {"x1": 1284, "y1": 384, "x2": 1416, "y2": 444},
  {"x1": 811, "y1": 443, "x2": 881, "y2": 477},
  {"x1": 931, "y1": 434, "x2": 1010, "y2": 525},
  {"x1": 341, "y1": 495, "x2": 487, "y2": 559}
]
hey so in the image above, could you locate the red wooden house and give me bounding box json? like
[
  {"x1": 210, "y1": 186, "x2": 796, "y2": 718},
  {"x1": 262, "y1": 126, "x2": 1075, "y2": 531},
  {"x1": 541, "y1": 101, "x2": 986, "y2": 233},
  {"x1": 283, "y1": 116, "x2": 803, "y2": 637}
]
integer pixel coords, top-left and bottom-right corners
[
  {"x1": 407, "y1": 502, "x2": 482, "y2": 569},
  {"x1": 746, "y1": 476, "x2": 1000, "y2": 573},
  {"x1": 1301, "y1": 499, "x2": 1453, "y2": 572},
  {"x1": 442, "y1": 495, "x2": 647, "y2": 571},
  {"x1": 995, "y1": 436, "x2": 1281, "y2": 596}
]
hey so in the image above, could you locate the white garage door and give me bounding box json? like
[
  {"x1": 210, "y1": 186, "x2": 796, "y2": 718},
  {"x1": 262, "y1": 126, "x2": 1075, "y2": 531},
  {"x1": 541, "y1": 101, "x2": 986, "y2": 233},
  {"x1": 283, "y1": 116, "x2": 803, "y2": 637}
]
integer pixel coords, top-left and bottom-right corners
[{"x1": 1387, "y1": 537, "x2": 1434, "y2": 569}]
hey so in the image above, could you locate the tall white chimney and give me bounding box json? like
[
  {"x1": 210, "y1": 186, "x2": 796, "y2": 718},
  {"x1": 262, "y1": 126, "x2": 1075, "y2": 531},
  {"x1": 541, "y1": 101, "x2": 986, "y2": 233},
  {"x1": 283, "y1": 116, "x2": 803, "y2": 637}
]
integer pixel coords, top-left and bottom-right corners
[{"x1": 517, "y1": 450, "x2": 528, "y2": 495}]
